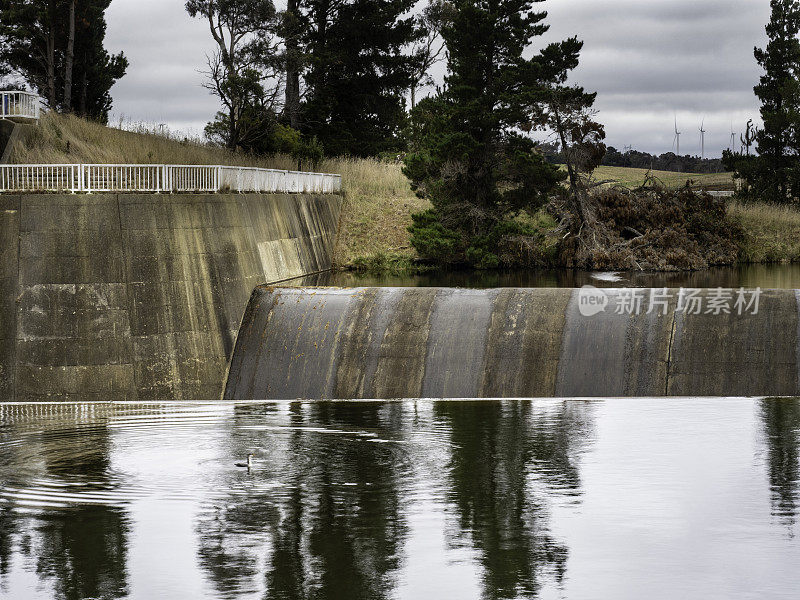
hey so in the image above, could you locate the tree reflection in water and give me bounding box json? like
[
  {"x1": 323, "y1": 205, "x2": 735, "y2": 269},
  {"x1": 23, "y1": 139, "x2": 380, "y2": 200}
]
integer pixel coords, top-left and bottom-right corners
[
  {"x1": 196, "y1": 402, "x2": 408, "y2": 600},
  {"x1": 195, "y1": 400, "x2": 592, "y2": 600},
  {"x1": 434, "y1": 400, "x2": 592, "y2": 599},
  {"x1": 761, "y1": 398, "x2": 800, "y2": 528},
  {"x1": 0, "y1": 408, "x2": 129, "y2": 600}
]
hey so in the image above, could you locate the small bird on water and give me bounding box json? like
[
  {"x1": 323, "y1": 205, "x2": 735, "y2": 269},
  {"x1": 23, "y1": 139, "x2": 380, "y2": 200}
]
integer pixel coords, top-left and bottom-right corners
[{"x1": 235, "y1": 454, "x2": 254, "y2": 469}]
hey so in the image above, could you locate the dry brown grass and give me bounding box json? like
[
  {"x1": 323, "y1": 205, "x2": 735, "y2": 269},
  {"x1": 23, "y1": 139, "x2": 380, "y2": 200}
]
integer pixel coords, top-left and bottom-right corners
[
  {"x1": 729, "y1": 200, "x2": 800, "y2": 263},
  {"x1": 11, "y1": 112, "x2": 294, "y2": 167},
  {"x1": 9, "y1": 112, "x2": 425, "y2": 267},
  {"x1": 328, "y1": 158, "x2": 429, "y2": 267}
]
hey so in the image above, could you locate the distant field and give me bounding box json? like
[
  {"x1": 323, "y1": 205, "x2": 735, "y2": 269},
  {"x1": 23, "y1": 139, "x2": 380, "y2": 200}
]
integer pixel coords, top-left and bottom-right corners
[{"x1": 589, "y1": 165, "x2": 735, "y2": 190}]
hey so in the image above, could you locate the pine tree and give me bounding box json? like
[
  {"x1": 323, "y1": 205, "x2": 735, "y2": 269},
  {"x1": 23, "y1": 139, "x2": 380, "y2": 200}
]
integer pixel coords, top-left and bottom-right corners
[
  {"x1": 70, "y1": 0, "x2": 128, "y2": 121},
  {"x1": 403, "y1": 0, "x2": 582, "y2": 267},
  {"x1": 300, "y1": 0, "x2": 418, "y2": 157},
  {"x1": 0, "y1": 0, "x2": 126, "y2": 121},
  {"x1": 752, "y1": 0, "x2": 800, "y2": 202},
  {"x1": 0, "y1": 0, "x2": 61, "y2": 108}
]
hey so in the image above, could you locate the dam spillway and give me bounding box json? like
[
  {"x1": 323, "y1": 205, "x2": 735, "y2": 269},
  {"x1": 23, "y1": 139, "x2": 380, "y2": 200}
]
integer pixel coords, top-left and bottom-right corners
[
  {"x1": 224, "y1": 286, "x2": 800, "y2": 399},
  {"x1": 0, "y1": 192, "x2": 342, "y2": 401}
]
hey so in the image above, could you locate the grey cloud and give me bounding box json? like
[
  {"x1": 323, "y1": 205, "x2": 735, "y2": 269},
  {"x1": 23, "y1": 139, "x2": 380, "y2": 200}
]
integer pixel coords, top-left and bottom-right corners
[{"x1": 105, "y1": 0, "x2": 773, "y2": 157}]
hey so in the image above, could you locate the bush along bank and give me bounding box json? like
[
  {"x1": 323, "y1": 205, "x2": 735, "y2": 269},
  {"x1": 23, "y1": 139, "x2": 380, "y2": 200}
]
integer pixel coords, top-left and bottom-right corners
[
  {"x1": 552, "y1": 182, "x2": 744, "y2": 272},
  {"x1": 399, "y1": 182, "x2": 744, "y2": 274}
]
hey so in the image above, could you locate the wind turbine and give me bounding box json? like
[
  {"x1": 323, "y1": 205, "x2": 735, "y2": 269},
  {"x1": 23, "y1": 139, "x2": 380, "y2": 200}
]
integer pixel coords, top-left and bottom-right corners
[
  {"x1": 730, "y1": 123, "x2": 736, "y2": 151},
  {"x1": 699, "y1": 119, "x2": 706, "y2": 159},
  {"x1": 673, "y1": 117, "x2": 681, "y2": 155}
]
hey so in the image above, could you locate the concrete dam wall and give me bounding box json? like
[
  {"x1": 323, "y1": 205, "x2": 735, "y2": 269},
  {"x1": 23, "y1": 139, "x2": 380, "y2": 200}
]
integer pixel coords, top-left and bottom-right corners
[
  {"x1": 1, "y1": 193, "x2": 342, "y2": 401},
  {"x1": 224, "y1": 286, "x2": 800, "y2": 399}
]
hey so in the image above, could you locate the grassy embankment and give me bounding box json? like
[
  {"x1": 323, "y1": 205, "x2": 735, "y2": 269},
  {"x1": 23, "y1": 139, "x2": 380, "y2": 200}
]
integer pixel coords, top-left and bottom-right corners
[
  {"x1": 9, "y1": 112, "x2": 429, "y2": 269},
  {"x1": 10, "y1": 113, "x2": 800, "y2": 268}
]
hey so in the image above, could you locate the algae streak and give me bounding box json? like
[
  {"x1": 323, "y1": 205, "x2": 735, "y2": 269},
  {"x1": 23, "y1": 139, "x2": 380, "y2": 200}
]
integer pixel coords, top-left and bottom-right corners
[
  {"x1": 225, "y1": 286, "x2": 800, "y2": 399},
  {"x1": 0, "y1": 193, "x2": 342, "y2": 401}
]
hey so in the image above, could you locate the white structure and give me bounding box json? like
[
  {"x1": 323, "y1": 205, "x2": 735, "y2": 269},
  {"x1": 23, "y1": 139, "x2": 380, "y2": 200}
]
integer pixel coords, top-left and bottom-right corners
[
  {"x1": 699, "y1": 119, "x2": 706, "y2": 159},
  {"x1": 0, "y1": 91, "x2": 41, "y2": 122},
  {"x1": 0, "y1": 164, "x2": 342, "y2": 194}
]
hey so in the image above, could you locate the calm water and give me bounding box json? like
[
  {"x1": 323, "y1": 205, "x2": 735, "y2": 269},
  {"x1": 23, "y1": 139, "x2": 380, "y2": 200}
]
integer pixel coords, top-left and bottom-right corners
[
  {"x1": 1, "y1": 399, "x2": 799, "y2": 599},
  {"x1": 298, "y1": 263, "x2": 800, "y2": 289}
]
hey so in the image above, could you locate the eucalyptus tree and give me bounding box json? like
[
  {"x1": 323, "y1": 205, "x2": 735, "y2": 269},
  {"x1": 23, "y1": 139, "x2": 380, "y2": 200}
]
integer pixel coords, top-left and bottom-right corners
[
  {"x1": 186, "y1": 0, "x2": 280, "y2": 150},
  {"x1": 535, "y1": 39, "x2": 605, "y2": 226}
]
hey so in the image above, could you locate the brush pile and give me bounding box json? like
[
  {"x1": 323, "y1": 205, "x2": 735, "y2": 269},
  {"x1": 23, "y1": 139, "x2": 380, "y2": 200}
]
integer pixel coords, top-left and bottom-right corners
[{"x1": 552, "y1": 180, "x2": 743, "y2": 271}]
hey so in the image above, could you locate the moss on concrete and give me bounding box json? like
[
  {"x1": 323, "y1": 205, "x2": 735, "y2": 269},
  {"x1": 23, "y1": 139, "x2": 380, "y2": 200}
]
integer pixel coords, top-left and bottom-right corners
[{"x1": 2, "y1": 192, "x2": 342, "y2": 401}]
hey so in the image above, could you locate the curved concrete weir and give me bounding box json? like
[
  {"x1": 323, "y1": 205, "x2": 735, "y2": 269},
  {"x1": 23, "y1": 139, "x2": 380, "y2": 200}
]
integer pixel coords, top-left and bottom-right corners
[{"x1": 224, "y1": 286, "x2": 800, "y2": 399}]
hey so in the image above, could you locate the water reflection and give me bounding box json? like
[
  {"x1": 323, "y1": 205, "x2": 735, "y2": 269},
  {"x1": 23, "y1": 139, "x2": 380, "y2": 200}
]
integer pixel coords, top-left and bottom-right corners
[
  {"x1": 434, "y1": 401, "x2": 592, "y2": 598},
  {"x1": 1, "y1": 400, "x2": 800, "y2": 599},
  {"x1": 0, "y1": 405, "x2": 129, "y2": 600},
  {"x1": 761, "y1": 398, "x2": 800, "y2": 526},
  {"x1": 297, "y1": 263, "x2": 800, "y2": 289},
  {"x1": 196, "y1": 402, "x2": 408, "y2": 600}
]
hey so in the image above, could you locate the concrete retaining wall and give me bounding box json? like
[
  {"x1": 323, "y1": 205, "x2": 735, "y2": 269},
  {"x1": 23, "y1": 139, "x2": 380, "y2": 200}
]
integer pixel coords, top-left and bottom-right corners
[
  {"x1": 0, "y1": 193, "x2": 342, "y2": 401},
  {"x1": 225, "y1": 286, "x2": 800, "y2": 399}
]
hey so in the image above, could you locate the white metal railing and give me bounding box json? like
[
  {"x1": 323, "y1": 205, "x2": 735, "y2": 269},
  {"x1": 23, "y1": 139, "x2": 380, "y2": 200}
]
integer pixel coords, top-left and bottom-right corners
[
  {"x1": 0, "y1": 164, "x2": 342, "y2": 194},
  {"x1": 0, "y1": 91, "x2": 41, "y2": 122}
]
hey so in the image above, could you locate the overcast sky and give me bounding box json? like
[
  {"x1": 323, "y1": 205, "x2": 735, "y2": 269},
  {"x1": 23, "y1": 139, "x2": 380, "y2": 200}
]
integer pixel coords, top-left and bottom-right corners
[{"x1": 105, "y1": 0, "x2": 771, "y2": 158}]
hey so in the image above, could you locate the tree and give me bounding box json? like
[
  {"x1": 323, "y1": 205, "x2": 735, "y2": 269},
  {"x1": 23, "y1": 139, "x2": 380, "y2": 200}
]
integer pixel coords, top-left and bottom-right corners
[
  {"x1": 300, "y1": 0, "x2": 419, "y2": 157},
  {"x1": 71, "y1": 1, "x2": 128, "y2": 121},
  {"x1": 535, "y1": 40, "x2": 606, "y2": 226},
  {"x1": 186, "y1": 0, "x2": 280, "y2": 150},
  {"x1": 403, "y1": 0, "x2": 577, "y2": 268},
  {"x1": 0, "y1": 0, "x2": 61, "y2": 107},
  {"x1": 0, "y1": 0, "x2": 126, "y2": 121},
  {"x1": 732, "y1": 0, "x2": 800, "y2": 202},
  {"x1": 278, "y1": 0, "x2": 304, "y2": 130},
  {"x1": 408, "y1": 0, "x2": 452, "y2": 112}
]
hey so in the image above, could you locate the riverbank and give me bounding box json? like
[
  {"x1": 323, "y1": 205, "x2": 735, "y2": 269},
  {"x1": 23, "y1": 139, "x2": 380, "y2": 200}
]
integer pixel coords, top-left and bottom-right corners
[
  {"x1": 4, "y1": 112, "x2": 429, "y2": 270},
  {"x1": 339, "y1": 165, "x2": 800, "y2": 274},
  {"x1": 9, "y1": 114, "x2": 798, "y2": 272},
  {"x1": 729, "y1": 200, "x2": 800, "y2": 263}
]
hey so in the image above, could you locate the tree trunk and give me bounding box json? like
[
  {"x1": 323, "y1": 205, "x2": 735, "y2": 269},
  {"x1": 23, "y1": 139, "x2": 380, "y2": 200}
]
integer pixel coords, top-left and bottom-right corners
[
  {"x1": 554, "y1": 106, "x2": 586, "y2": 225},
  {"x1": 46, "y1": 11, "x2": 56, "y2": 108},
  {"x1": 63, "y1": 0, "x2": 76, "y2": 111},
  {"x1": 314, "y1": 0, "x2": 329, "y2": 91},
  {"x1": 228, "y1": 104, "x2": 238, "y2": 150},
  {"x1": 284, "y1": 0, "x2": 301, "y2": 130},
  {"x1": 79, "y1": 58, "x2": 88, "y2": 116}
]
